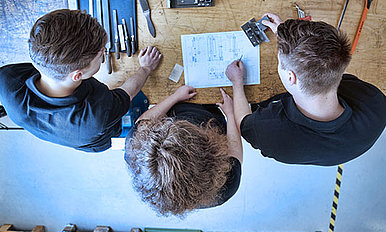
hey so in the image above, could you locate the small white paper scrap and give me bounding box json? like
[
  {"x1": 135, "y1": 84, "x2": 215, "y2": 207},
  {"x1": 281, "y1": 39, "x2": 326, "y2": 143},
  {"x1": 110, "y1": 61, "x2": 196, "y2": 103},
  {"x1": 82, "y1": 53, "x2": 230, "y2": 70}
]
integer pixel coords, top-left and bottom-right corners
[{"x1": 169, "y1": 64, "x2": 184, "y2": 83}]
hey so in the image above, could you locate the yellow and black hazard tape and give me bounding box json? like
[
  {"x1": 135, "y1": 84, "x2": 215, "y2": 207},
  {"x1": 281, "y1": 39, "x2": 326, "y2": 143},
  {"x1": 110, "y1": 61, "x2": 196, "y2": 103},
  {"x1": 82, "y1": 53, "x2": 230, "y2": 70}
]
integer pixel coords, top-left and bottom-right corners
[{"x1": 329, "y1": 164, "x2": 343, "y2": 232}]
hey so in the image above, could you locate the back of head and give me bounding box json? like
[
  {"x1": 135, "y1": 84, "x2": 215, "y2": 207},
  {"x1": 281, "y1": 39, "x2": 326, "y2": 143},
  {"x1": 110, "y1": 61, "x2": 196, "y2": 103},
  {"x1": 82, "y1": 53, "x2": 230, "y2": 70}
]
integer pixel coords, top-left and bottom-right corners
[
  {"x1": 28, "y1": 9, "x2": 107, "y2": 80},
  {"x1": 277, "y1": 19, "x2": 352, "y2": 95},
  {"x1": 125, "y1": 118, "x2": 231, "y2": 217}
]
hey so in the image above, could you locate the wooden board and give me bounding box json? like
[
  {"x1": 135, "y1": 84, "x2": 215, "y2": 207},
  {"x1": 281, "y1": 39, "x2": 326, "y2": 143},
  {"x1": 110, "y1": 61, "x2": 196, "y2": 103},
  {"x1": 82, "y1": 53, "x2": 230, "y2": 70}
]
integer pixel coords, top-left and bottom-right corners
[
  {"x1": 94, "y1": 0, "x2": 386, "y2": 103},
  {"x1": 0, "y1": 0, "x2": 384, "y2": 104}
]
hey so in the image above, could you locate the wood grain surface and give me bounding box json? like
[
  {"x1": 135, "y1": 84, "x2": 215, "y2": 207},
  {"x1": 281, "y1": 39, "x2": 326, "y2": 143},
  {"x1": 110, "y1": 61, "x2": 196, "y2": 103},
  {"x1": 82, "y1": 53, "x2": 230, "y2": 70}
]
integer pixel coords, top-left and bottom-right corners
[
  {"x1": 95, "y1": 0, "x2": 386, "y2": 103},
  {"x1": 1, "y1": 0, "x2": 384, "y2": 104}
]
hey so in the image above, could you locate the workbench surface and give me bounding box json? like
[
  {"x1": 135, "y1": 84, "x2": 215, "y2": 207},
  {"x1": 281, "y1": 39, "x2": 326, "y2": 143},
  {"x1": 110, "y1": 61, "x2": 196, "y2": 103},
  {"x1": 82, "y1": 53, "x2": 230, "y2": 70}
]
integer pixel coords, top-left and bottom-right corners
[{"x1": 1, "y1": 0, "x2": 385, "y2": 104}]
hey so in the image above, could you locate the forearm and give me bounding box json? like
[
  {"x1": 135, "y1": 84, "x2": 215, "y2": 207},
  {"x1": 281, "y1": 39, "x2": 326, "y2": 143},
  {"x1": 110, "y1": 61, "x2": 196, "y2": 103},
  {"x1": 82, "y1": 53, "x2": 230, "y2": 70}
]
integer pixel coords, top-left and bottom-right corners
[
  {"x1": 232, "y1": 83, "x2": 252, "y2": 129},
  {"x1": 118, "y1": 67, "x2": 151, "y2": 99},
  {"x1": 137, "y1": 94, "x2": 178, "y2": 121},
  {"x1": 226, "y1": 113, "x2": 243, "y2": 163}
]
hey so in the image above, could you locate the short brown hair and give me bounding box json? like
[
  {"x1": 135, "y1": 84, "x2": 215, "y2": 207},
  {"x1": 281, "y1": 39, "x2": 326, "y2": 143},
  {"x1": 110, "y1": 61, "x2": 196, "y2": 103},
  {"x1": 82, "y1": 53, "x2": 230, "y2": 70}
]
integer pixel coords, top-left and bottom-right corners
[
  {"x1": 277, "y1": 19, "x2": 351, "y2": 95},
  {"x1": 125, "y1": 117, "x2": 232, "y2": 216},
  {"x1": 28, "y1": 9, "x2": 107, "y2": 80}
]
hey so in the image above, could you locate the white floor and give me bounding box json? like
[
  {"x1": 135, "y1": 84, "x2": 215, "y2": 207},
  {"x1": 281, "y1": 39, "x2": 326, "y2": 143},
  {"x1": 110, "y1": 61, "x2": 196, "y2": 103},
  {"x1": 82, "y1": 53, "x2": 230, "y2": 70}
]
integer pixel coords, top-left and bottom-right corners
[{"x1": 0, "y1": 114, "x2": 385, "y2": 232}]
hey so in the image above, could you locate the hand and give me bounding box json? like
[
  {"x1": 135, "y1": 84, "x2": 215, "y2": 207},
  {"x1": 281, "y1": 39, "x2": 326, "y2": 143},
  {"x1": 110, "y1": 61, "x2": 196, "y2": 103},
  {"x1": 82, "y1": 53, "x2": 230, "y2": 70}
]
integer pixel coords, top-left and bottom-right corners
[
  {"x1": 216, "y1": 88, "x2": 234, "y2": 117},
  {"x1": 225, "y1": 60, "x2": 244, "y2": 86},
  {"x1": 172, "y1": 85, "x2": 197, "y2": 102},
  {"x1": 262, "y1": 13, "x2": 283, "y2": 34},
  {"x1": 138, "y1": 46, "x2": 163, "y2": 72}
]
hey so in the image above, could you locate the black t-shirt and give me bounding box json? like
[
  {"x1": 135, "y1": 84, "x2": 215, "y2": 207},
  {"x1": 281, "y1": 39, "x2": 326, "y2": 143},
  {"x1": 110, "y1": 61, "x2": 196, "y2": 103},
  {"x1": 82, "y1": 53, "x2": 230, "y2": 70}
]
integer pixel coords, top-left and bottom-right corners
[
  {"x1": 241, "y1": 74, "x2": 386, "y2": 166},
  {"x1": 0, "y1": 63, "x2": 131, "y2": 152},
  {"x1": 126, "y1": 103, "x2": 241, "y2": 207}
]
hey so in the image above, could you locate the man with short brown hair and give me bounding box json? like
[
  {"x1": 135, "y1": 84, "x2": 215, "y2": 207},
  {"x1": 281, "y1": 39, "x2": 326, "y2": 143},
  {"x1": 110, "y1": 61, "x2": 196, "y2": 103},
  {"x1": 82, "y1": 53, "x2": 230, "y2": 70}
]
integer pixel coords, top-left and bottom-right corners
[
  {"x1": 226, "y1": 13, "x2": 386, "y2": 166},
  {"x1": 0, "y1": 9, "x2": 162, "y2": 152}
]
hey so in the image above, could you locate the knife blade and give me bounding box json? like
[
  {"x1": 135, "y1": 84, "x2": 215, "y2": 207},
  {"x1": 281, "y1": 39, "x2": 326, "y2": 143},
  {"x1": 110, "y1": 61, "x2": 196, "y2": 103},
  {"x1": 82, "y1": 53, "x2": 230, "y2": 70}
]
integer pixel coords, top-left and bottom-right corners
[
  {"x1": 138, "y1": 0, "x2": 156, "y2": 38},
  {"x1": 130, "y1": 17, "x2": 136, "y2": 55},
  {"x1": 122, "y1": 19, "x2": 131, "y2": 57},
  {"x1": 89, "y1": 0, "x2": 94, "y2": 17},
  {"x1": 112, "y1": 9, "x2": 120, "y2": 59},
  {"x1": 96, "y1": 0, "x2": 103, "y2": 26},
  {"x1": 102, "y1": 0, "x2": 112, "y2": 74}
]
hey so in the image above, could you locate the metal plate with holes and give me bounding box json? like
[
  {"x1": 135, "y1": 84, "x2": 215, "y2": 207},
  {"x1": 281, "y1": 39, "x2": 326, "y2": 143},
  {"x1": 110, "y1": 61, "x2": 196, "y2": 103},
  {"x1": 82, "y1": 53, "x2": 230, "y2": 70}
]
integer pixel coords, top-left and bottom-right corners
[{"x1": 167, "y1": 0, "x2": 214, "y2": 8}]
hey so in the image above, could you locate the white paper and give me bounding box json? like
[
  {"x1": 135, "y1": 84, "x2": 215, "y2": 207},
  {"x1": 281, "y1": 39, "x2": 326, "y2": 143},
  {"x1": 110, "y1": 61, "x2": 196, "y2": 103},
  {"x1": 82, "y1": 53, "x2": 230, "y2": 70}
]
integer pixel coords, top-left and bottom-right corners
[
  {"x1": 181, "y1": 31, "x2": 260, "y2": 88},
  {"x1": 169, "y1": 63, "x2": 184, "y2": 83}
]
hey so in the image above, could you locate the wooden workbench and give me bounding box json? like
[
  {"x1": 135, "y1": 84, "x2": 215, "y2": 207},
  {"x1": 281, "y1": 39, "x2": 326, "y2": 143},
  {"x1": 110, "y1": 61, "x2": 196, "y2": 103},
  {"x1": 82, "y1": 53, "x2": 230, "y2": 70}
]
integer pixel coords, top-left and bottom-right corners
[
  {"x1": 1, "y1": 0, "x2": 384, "y2": 104},
  {"x1": 94, "y1": 0, "x2": 386, "y2": 104}
]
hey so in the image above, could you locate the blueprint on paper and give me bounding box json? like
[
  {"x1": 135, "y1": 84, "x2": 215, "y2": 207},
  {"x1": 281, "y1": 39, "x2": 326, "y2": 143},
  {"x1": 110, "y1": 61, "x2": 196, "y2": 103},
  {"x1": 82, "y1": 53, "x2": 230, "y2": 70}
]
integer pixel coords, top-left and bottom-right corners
[{"x1": 181, "y1": 31, "x2": 260, "y2": 88}]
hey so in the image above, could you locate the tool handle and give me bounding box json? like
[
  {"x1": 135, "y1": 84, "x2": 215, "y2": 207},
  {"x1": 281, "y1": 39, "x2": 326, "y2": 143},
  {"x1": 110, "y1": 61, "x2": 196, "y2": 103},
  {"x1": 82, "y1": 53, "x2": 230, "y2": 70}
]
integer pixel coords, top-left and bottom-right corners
[
  {"x1": 125, "y1": 40, "x2": 132, "y2": 57},
  {"x1": 105, "y1": 50, "x2": 112, "y2": 74},
  {"x1": 131, "y1": 39, "x2": 136, "y2": 55},
  {"x1": 114, "y1": 42, "x2": 120, "y2": 59},
  {"x1": 145, "y1": 13, "x2": 156, "y2": 38},
  {"x1": 351, "y1": 7, "x2": 369, "y2": 54}
]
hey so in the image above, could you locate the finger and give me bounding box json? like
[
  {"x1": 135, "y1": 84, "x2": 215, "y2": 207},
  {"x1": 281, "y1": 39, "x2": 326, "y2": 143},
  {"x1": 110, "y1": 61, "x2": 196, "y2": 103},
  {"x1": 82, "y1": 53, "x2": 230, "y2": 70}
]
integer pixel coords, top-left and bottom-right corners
[
  {"x1": 151, "y1": 48, "x2": 158, "y2": 57},
  {"x1": 216, "y1": 103, "x2": 223, "y2": 107},
  {"x1": 146, "y1": 46, "x2": 154, "y2": 55},
  {"x1": 239, "y1": 61, "x2": 245, "y2": 70},
  {"x1": 261, "y1": 20, "x2": 276, "y2": 29},
  {"x1": 185, "y1": 85, "x2": 195, "y2": 92},
  {"x1": 189, "y1": 92, "x2": 197, "y2": 98},
  {"x1": 263, "y1": 12, "x2": 278, "y2": 20},
  {"x1": 219, "y1": 88, "x2": 227, "y2": 97},
  {"x1": 139, "y1": 48, "x2": 146, "y2": 57}
]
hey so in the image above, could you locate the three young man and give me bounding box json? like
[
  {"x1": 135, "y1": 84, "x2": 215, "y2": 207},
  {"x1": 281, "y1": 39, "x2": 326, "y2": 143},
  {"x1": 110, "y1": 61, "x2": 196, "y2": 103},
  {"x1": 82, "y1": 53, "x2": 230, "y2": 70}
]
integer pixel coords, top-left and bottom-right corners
[
  {"x1": 226, "y1": 13, "x2": 386, "y2": 166},
  {"x1": 0, "y1": 9, "x2": 162, "y2": 152},
  {"x1": 0, "y1": 9, "x2": 384, "y2": 165}
]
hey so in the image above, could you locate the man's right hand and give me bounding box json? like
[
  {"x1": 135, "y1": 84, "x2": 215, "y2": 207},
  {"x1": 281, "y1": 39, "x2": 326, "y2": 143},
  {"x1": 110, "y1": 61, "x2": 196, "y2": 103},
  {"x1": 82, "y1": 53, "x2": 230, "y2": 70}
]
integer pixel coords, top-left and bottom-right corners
[
  {"x1": 172, "y1": 85, "x2": 197, "y2": 102},
  {"x1": 138, "y1": 46, "x2": 162, "y2": 72},
  {"x1": 262, "y1": 13, "x2": 283, "y2": 35},
  {"x1": 226, "y1": 60, "x2": 244, "y2": 86}
]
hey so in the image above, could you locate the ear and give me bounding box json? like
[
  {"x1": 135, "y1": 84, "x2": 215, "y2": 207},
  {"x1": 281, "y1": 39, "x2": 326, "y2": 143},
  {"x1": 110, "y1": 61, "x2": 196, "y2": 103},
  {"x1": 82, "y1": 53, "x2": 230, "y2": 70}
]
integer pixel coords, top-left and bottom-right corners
[
  {"x1": 70, "y1": 70, "x2": 83, "y2": 82},
  {"x1": 288, "y1": 70, "x2": 297, "y2": 86}
]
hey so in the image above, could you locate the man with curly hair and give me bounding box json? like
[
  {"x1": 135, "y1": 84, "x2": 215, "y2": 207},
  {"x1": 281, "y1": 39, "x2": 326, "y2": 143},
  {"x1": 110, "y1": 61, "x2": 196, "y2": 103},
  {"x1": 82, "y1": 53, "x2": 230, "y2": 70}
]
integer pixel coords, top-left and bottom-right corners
[
  {"x1": 125, "y1": 86, "x2": 242, "y2": 216},
  {"x1": 226, "y1": 13, "x2": 385, "y2": 166},
  {"x1": 0, "y1": 9, "x2": 162, "y2": 152}
]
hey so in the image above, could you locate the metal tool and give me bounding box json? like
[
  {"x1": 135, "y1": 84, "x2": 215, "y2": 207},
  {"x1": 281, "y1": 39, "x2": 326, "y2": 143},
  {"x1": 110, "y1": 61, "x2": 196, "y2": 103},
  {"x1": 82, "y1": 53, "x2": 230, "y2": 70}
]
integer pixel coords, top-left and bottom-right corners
[
  {"x1": 102, "y1": 0, "x2": 112, "y2": 74},
  {"x1": 241, "y1": 16, "x2": 270, "y2": 47},
  {"x1": 130, "y1": 17, "x2": 136, "y2": 55},
  {"x1": 113, "y1": 9, "x2": 120, "y2": 59},
  {"x1": 118, "y1": 24, "x2": 126, "y2": 51},
  {"x1": 294, "y1": 3, "x2": 305, "y2": 18},
  {"x1": 122, "y1": 19, "x2": 132, "y2": 57},
  {"x1": 351, "y1": 0, "x2": 373, "y2": 54},
  {"x1": 337, "y1": 0, "x2": 349, "y2": 30},
  {"x1": 89, "y1": 0, "x2": 94, "y2": 17},
  {"x1": 68, "y1": 0, "x2": 79, "y2": 10},
  {"x1": 294, "y1": 3, "x2": 312, "y2": 20},
  {"x1": 139, "y1": 0, "x2": 156, "y2": 38},
  {"x1": 96, "y1": 0, "x2": 103, "y2": 25},
  {"x1": 167, "y1": 0, "x2": 214, "y2": 8}
]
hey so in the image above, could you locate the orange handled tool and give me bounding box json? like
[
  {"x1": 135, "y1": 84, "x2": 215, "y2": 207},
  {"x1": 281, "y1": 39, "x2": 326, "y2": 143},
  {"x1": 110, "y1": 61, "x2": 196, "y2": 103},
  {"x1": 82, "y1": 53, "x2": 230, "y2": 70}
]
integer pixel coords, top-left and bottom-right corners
[{"x1": 351, "y1": 0, "x2": 373, "y2": 54}]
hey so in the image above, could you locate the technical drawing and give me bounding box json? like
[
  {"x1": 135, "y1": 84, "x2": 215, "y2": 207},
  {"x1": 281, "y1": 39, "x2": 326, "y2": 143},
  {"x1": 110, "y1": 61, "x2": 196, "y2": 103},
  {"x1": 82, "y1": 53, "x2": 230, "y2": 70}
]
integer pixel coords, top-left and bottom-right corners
[{"x1": 181, "y1": 31, "x2": 260, "y2": 88}]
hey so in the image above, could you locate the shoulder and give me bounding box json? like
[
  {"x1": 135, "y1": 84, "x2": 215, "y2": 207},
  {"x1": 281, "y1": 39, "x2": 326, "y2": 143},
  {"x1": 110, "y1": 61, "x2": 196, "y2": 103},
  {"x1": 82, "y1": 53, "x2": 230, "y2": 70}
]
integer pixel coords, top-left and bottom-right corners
[
  {"x1": 0, "y1": 63, "x2": 37, "y2": 87},
  {"x1": 339, "y1": 74, "x2": 385, "y2": 99},
  {"x1": 339, "y1": 74, "x2": 386, "y2": 116},
  {"x1": 241, "y1": 93, "x2": 290, "y2": 127}
]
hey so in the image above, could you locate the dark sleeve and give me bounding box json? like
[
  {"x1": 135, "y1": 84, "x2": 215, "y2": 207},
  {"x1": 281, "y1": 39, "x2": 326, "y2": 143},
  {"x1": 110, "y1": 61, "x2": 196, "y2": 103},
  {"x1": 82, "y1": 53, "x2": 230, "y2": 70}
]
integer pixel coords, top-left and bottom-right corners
[
  {"x1": 217, "y1": 157, "x2": 242, "y2": 205},
  {"x1": 240, "y1": 113, "x2": 262, "y2": 149},
  {"x1": 124, "y1": 122, "x2": 139, "y2": 165},
  {"x1": 104, "y1": 88, "x2": 131, "y2": 128}
]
